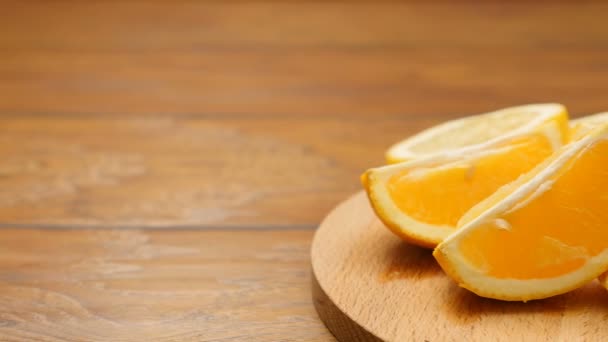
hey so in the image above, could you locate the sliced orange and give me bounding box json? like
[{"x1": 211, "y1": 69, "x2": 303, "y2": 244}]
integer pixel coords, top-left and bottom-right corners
[
  {"x1": 362, "y1": 104, "x2": 569, "y2": 248},
  {"x1": 570, "y1": 112, "x2": 608, "y2": 140},
  {"x1": 573, "y1": 112, "x2": 608, "y2": 292},
  {"x1": 434, "y1": 124, "x2": 608, "y2": 301},
  {"x1": 385, "y1": 104, "x2": 569, "y2": 164}
]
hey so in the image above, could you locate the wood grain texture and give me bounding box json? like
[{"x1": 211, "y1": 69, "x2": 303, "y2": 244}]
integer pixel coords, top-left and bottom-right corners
[
  {"x1": 2, "y1": 1, "x2": 608, "y2": 340},
  {"x1": 312, "y1": 192, "x2": 608, "y2": 342},
  {"x1": 0, "y1": 228, "x2": 333, "y2": 341},
  {"x1": 312, "y1": 273, "x2": 381, "y2": 342},
  {"x1": 2, "y1": 2, "x2": 608, "y2": 117},
  {"x1": 0, "y1": 116, "x2": 438, "y2": 227}
]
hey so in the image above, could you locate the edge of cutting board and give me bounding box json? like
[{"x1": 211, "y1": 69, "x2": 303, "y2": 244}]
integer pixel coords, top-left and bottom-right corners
[{"x1": 310, "y1": 191, "x2": 608, "y2": 342}]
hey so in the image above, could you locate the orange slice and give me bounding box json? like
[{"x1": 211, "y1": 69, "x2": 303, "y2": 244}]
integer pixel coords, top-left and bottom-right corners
[
  {"x1": 570, "y1": 112, "x2": 608, "y2": 140},
  {"x1": 434, "y1": 124, "x2": 608, "y2": 301},
  {"x1": 362, "y1": 104, "x2": 569, "y2": 248},
  {"x1": 385, "y1": 104, "x2": 569, "y2": 164},
  {"x1": 573, "y1": 112, "x2": 608, "y2": 291}
]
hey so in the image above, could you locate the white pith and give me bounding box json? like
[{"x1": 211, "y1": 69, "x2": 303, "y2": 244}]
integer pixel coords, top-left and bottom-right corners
[{"x1": 387, "y1": 103, "x2": 566, "y2": 162}]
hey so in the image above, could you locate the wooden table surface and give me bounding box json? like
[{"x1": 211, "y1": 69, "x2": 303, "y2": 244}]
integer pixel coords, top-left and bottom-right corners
[{"x1": 2, "y1": 2, "x2": 608, "y2": 341}]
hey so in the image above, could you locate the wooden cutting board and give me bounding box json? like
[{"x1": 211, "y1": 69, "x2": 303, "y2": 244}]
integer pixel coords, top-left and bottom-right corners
[{"x1": 311, "y1": 191, "x2": 608, "y2": 342}]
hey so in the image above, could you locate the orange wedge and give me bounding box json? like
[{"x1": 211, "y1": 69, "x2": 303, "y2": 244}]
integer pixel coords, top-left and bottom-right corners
[
  {"x1": 362, "y1": 104, "x2": 569, "y2": 248},
  {"x1": 573, "y1": 112, "x2": 608, "y2": 292},
  {"x1": 434, "y1": 124, "x2": 608, "y2": 301},
  {"x1": 385, "y1": 104, "x2": 568, "y2": 164},
  {"x1": 570, "y1": 112, "x2": 608, "y2": 140}
]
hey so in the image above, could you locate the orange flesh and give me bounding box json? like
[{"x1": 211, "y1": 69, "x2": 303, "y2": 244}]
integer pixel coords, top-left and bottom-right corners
[
  {"x1": 387, "y1": 134, "x2": 554, "y2": 227},
  {"x1": 460, "y1": 139, "x2": 608, "y2": 279}
]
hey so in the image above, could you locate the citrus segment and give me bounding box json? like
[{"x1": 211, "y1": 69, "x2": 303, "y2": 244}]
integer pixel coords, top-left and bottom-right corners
[
  {"x1": 388, "y1": 133, "x2": 554, "y2": 227},
  {"x1": 570, "y1": 112, "x2": 608, "y2": 140},
  {"x1": 434, "y1": 125, "x2": 608, "y2": 301},
  {"x1": 386, "y1": 104, "x2": 568, "y2": 163},
  {"x1": 363, "y1": 104, "x2": 569, "y2": 248},
  {"x1": 572, "y1": 112, "x2": 608, "y2": 291}
]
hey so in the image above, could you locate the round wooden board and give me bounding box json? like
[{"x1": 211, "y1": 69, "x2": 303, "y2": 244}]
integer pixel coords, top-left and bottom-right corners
[{"x1": 311, "y1": 191, "x2": 608, "y2": 342}]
